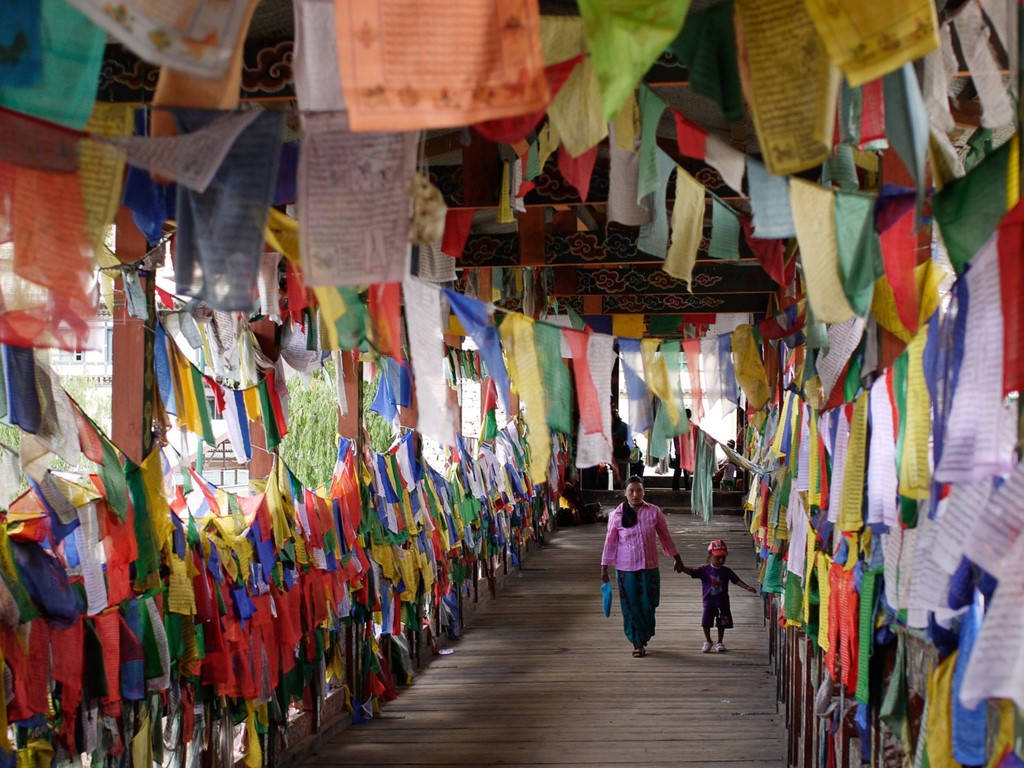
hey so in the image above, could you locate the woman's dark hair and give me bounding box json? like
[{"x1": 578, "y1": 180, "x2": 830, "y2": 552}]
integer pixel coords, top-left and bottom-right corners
[{"x1": 622, "y1": 476, "x2": 643, "y2": 528}]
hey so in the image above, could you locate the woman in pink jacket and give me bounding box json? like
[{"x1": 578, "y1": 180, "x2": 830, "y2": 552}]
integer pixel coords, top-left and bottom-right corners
[{"x1": 600, "y1": 476, "x2": 684, "y2": 657}]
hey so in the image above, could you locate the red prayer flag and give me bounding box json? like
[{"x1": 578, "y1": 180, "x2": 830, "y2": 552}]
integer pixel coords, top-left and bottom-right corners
[
  {"x1": 368, "y1": 282, "x2": 404, "y2": 361},
  {"x1": 681, "y1": 338, "x2": 704, "y2": 420},
  {"x1": 673, "y1": 110, "x2": 707, "y2": 159},
  {"x1": 440, "y1": 208, "x2": 476, "y2": 258},
  {"x1": 557, "y1": 143, "x2": 599, "y2": 202},
  {"x1": 998, "y1": 201, "x2": 1024, "y2": 396},
  {"x1": 563, "y1": 328, "x2": 602, "y2": 434},
  {"x1": 879, "y1": 209, "x2": 918, "y2": 334},
  {"x1": 741, "y1": 218, "x2": 793, "y2": 288},
  {"x1": 860, "y1": 78, "x2": 886, "y2": 146}
]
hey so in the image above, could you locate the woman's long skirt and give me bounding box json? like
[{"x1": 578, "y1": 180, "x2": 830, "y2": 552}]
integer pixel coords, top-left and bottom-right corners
[{"x1": 616, "y1": 568, "x2": 660, "y2": 647}]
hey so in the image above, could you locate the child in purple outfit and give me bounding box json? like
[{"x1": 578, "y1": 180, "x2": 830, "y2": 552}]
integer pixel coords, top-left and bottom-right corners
[{"x1": 680, "y1": 539, "x2": 757, "y2": 653}]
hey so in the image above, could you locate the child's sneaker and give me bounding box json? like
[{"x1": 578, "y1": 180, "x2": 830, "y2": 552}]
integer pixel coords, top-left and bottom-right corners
[
  {"x1": 714, "y1": 642, "x2": 727, "y2": 653},
  {"x1": 701, "y1": 641, "x2": 712, "y2": 653}
]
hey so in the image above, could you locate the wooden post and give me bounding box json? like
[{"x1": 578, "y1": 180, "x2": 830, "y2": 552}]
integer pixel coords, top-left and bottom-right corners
[{"x1": 111, "y1": 207, "x2": 152, "y2": 464}]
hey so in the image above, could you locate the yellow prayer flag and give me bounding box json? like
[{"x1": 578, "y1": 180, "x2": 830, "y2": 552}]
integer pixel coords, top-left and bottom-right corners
[
  {"x1": 923, "y1": 654, "x2": 961, "y2": 768},
  {"x1": 803, "y1": 0, "x2": 939, "y2": 87},
  {"x1": 81, "y1": 103, "x2": 133, "y2": 257},
  {"x1": 816, "y1": 555, "x2": 831, "y2": 651},
  {"x1": 612, "y1": 93, "x2": 640, "y2": 151},
  {"x1": 735, "y1": 0, "x2": 838, "y2": 175},
  {"x1": 790, "y1": 179, "x2": 855, "y2": 324},
  {"x1": 537, "y1": 119, "x2": 560, "y2": 172},
  {"x1": 641, "y1": 339, "x2": 679, "y2": 424},
  {"x1": 664, "y1": 167, "x2": 705, "y2": 286},
  {"x1": 540, "y1": 16, "x2": 607, "y2": 155},
  {"x1": 899, "y1": 329, "x2": 931, "y2": 499},
  {"x1": 1008, "y1": 134, "x2": 1020, "y2": 210},
  {"x1": 499, "y1": 314, "x2": 551, "y2": 484},
  {"x1": 731, "y1": 324, "x2": 771, "y2": 410},
  {"x1": 838, "y1": 391, "x2": 869, "y2": 533},
  {"x1": 611, "y1": 314, "x2": 645, "y2": 338}
]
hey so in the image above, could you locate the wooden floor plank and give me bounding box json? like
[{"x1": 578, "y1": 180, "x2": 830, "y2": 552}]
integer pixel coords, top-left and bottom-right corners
[{"x1": 299, "y1": 515, "x2": 785, "y2": 767}]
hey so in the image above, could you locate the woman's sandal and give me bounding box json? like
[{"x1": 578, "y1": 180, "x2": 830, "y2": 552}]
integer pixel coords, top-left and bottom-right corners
[{"x1": 632, "y1": 647, "x2": 646, "y2": 658}]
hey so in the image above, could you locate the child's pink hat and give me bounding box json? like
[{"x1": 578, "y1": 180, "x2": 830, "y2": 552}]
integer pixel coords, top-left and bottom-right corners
[{"x1": 708, "y1": 539, "x2": 728, "y2": 556}]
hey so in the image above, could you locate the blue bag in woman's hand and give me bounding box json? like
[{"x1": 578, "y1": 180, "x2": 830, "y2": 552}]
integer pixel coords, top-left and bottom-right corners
[{"x1": 602, "y1": 581, "x2": 613, "y2": 618}]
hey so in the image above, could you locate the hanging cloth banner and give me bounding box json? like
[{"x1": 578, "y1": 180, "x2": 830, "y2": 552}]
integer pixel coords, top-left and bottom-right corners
[
  {"x1": 883, "y1": 62, "x2": 930, "y2": 221},
  {"x1": 403, "y1": 278, "x2": 455, "y2": 447},
  {"x1": 333, "y1": 0, "x2": 549, "y2": 132},
  {"x1": 298, "y1": 113, "x2": 416, "y2": 286},
  {"x1": 998, "y1": 201, "x2": 1024, "y2": 397},
  {"x1": 574, "y1": 333, "x2": 614, "y2": 469},
  {"x1": 681, "y1": 338, "x2": 704, "y2": 421},
  {"x1": 498, "y1": 314, "x2": 550, "y2": 485},
  {"x1": 618, "y1": 338, "x2": 653, "y2": 433},
  {"x1": 636, "y1": 148, "x2": 676, "y2": 257},
  {"x1": 866, "y1": 373, "x2": 898, "y2": 528},
  {"x1": 222, "y1": 388, "x2": 253, "y2": 464},
  {"x1": 445, "y1": 290, "x2": 512, "y2": 414},
  {"x1": 563, "y1": 329, "x2": 602, "y2": 435},
  {"x1": 731, "y1": 324, "x2": 770, "y2": 410},
  {"x1": 834, "y1": 190, "x2": 882, "y2": 317},
  {"x1": 734, "y1": 0, "x2": 838, "y2": 174},
  {"x1": 790, "y1": 178, "x2": 855, "y2": 324}
]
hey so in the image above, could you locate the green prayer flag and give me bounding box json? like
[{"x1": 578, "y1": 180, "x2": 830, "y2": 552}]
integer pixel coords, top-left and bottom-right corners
[
  {"x1": 932, "y1": 139, "x2": 1010, "y2": 272},
  {"x1": 645, "y1": 315, "x2": 682, "y2": 336},
  {"x1": 566, "y1": 303, "x2": 586, "y2": 330},
  {"x1": 834, "y1": 190, "x2": 882, "y2": 316},
  {"x1": 762, "y1": 552, "x2": 784, "y2": 594},
  {"x1": 839, "y1": 81, "x2": 862, "y2": 146},
  {"x1": 669, "y1": 2, "x2": 743, "y2": 121},
  {"x1": 525, "y1": 140, "x2": 541, "y2": 181},
  {"x1": 692, "y1": 431, "x2": 715, "y2": 522},
  {"x1": 708, "y1": 197, "x2": 741, "y2": 260},
  {"x1": 827, "y1": 144, "x2": 860, "y2": 191},
  {"x1": 257, "y1": 379, "x2": 281, "y2": 452},
  {"x1": 578, "y1": 0, "x2": 691, "y2": 122},
  {"x1": 855, "y1": 567, "x2": 882, "y2": 704},
  {"x1": 0, "y1": 0, "x2": 106, "y2": 130},
  {"x1": 534, "y1": 322, "x2": 572, "y2": 434},
  {"x1": 190, "y1": 366, "x2": 216, "y2": 446},
  {"x1": 100, "y1": 435, "x2": 128, "y2": 520},
  {"x1": 637, "y1": 86, "x2": 667, "y2": 204},
  {"x1": 784, "y1": 572, "x2": 803, "y2": 623},
  {"x1": 124, "y1": 461, "x2": 160, "y2": 583}
]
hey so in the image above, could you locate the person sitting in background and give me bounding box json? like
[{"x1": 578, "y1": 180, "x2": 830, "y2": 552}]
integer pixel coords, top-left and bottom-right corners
[{"x1": 714, "y1": 440, "x2": 738, "y2": 489}]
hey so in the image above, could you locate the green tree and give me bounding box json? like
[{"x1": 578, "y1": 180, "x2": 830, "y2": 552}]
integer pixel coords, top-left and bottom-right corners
[{"x1": 278, "y1": 362, "x2": 396, "y2": 489}]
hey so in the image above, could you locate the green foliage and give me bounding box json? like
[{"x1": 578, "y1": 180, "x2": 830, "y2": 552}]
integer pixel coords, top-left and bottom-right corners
[
  {"x1": 279, "y1": 366, "x2": 340, "y2": 490},
  {"x1": 362, "y1": 372, "x2": 396, "y2": 455},
  {"x1": 278, "y1": 362, "x2": 398, "y2": 488}
]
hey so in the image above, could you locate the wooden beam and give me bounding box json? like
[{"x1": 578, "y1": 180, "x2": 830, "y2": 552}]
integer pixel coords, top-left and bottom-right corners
[
  {"x1": 563, "y1": 293, "x2": 770, "y2": 314},
  {"x1": 557, "y1": 263, "x2": 777, "y2": 296}
]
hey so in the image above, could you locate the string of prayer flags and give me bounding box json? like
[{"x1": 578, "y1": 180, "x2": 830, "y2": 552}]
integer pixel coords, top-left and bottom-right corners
[
  {"x1": 445, "y1": 290, "x2": 511, "y2": 413},
  {"x1": 333, "y1": 0, "x2": 549, "y2": 132},
  {"x1": 664, "y1": 166, "x2": 705, "y2": 287},
  {"x1": 174, "y1": 109, "x2": 284, "y2": 311},
  {"x1": 734, "y1": 0, "x2": 838, "y2": 174},
  {"x1": 298, "y1": 114, "x2": 416, "y2": 286},
  {"x1": 790, "y1": 178, "x2": 855, "y2": 324},
  {"x1": 574, "y1": 333, "x2": 615, "y2": 469},
  {"x1": 834, "y1": 190, "x2": 883, "y2": 317},
  {"x1": 802, "y1": 0, "x2": 939, "y2": 87},
  {"x1": 577, "y1": 0, "x2": 690, "y2": 122},
  {"x1": 0, "y1": 0, "x2": 105, "y2": 130},
  {"x1": 498, "y1": 314, "x2": 549, "y2": 484}
]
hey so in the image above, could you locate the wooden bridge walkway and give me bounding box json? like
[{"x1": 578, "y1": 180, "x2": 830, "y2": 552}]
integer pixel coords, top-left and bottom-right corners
[{"x1": 299, "y1": 515, "x2": 785, "y2": 767}]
